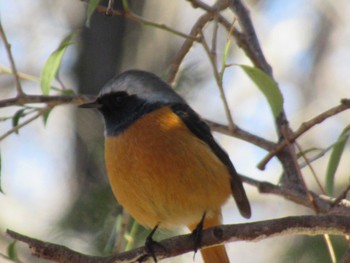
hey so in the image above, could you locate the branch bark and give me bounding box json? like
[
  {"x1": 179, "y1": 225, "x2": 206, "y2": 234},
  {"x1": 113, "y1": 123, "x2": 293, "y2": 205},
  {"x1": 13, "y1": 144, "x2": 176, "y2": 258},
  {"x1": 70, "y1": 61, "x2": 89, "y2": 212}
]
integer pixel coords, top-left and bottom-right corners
[
  {"x1": 240, "y1": 175, "x2": 350, "y2": 216},
  {"x1": 0, "y1": 94, "x2": 90, "y2": 108},
  {"x1": 258, "y1": 99, "x2": 350, "y2": 169},
  {"x1": 7, "y1": 215, "x2": 350, "y2": 263}
]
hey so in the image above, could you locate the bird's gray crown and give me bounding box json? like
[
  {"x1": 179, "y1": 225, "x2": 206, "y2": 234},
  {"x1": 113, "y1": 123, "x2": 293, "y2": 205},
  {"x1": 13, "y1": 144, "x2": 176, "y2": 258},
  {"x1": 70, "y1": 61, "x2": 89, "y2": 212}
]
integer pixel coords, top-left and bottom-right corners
[{"x1": 98, "y1": 70, "x2": 185, "y2": 104}]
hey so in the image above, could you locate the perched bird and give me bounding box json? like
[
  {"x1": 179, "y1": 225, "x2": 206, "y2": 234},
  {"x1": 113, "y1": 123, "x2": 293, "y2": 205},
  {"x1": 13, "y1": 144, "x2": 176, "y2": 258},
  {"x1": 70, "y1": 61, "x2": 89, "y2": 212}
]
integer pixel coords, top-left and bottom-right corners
[{"x1": 80, "y1": 70, "x2": 251, "y2": 262}]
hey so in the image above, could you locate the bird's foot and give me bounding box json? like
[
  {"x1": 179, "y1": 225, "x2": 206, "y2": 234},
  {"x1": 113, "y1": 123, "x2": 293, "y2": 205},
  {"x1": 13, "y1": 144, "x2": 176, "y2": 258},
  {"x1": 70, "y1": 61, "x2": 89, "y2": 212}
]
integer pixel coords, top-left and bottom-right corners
[
  {"x1": 190, "y1": 212, "x2": 207, "y2": 258},
  {"x1": 143, "y1": 225, "x2": 166, "y2": 263}
]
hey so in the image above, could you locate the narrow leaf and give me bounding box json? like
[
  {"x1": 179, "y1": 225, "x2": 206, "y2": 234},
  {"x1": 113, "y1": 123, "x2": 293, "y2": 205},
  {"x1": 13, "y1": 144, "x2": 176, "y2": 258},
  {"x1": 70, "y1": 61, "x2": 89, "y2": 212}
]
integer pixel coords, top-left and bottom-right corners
[
  {"x1": 220, "y1": 34, "x2": 232, "y2": 75},
  {"x1": 296, "y1": 147, "x2": 323, "y2": 159},
  {"x1": 86, "y1": 0, "x2": 102, "y2": 27},
  {"x1": 42, "y1": 109, "x2": 52, "y2": 126},
  {"x1": 238, "y1": 65, "x2": 284, "y2": 118},
  {"x1": 7, "y1": 241, "x2": 19, "y2": 261},
  {"x1": 40, "y1": 34, "x2": 74, "y2": 95},
  {"x1": 325, "y1": 126, "x2": 350, "y2": 196},
  {"x1": 12, "y1": 109, "x2": 25, "y2": 134},
  {"x1": 61, "y1": 89, "x2": 76, "y2": 96}
]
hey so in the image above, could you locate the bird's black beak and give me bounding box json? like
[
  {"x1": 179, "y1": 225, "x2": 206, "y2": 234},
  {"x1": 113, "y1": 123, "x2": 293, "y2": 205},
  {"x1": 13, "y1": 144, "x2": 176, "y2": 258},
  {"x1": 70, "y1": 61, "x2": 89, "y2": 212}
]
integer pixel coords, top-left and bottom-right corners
[{"x1": 79, "y1": 100, "x2": 102, "y2": 109}]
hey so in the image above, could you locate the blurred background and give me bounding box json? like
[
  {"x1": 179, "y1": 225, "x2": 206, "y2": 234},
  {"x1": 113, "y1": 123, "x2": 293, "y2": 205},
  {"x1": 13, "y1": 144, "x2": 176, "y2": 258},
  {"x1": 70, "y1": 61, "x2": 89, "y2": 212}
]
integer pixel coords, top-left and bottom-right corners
[{"x1": 0, "y1": 0, "x2": 349, "y2": 262}]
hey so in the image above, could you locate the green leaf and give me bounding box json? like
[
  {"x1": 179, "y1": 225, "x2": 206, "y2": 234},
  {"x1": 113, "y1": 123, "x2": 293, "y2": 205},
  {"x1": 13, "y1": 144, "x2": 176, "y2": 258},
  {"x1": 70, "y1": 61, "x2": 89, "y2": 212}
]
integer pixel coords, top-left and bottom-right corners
[
  {"x1": 296, "y1": 147, "x2": 324, "y2": 159},
  {"x1": 325, "y1": 125, "x2": 350, "y2": 196},
  {"x1": 40, "y1": 34, "x2": 74, "y2": 95},
  {"x1": 61, "y1": 89, "x2": 76, "y2": 96},
  {"x1": 7, "y1": 241, "x2": 19, "y2": 262},
  {"x1": 238, "y1": 65, "x2": 284, "y2": 118},
  {"x1": 86, "y1": 0, "x2": 102, "y2": 27},
  {"x1": 12, "y1": 109, "x2": 25, "y2": 134},
  {"x1": 42, "y1": 109, "x2": 52, "y2": 126},
  {"x1": 220, "y1": 33, "x2": 233, "y2": 78}
]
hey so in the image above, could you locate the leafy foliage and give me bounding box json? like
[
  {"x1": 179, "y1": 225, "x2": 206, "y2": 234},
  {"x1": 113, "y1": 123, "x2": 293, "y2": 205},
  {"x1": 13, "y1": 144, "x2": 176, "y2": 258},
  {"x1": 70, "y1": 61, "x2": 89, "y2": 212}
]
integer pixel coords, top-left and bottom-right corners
[
  {"x1": 40, "y1": 34, "x2": 74, "y2": 95},
  {"x1": 325, "y1": 125, "x2": 350, "y2": 196},
  {"x1": 239, "y1": 65, "x2": 284, "y2": 118}
]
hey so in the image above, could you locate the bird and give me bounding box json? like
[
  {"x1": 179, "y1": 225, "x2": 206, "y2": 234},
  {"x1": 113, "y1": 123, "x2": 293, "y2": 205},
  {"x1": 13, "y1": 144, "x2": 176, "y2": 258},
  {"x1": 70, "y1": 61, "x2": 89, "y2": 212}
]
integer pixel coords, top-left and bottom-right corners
[{"x1": 80, "y1": 70, "x2": 251, "y2": 262}]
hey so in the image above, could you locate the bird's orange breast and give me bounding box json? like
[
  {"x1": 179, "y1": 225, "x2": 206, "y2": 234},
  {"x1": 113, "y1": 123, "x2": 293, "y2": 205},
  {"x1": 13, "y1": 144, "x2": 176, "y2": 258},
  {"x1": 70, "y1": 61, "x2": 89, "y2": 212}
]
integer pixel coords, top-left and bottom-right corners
[{"x1": 105, "y1": 106, "x2": 231, "y2": 229}]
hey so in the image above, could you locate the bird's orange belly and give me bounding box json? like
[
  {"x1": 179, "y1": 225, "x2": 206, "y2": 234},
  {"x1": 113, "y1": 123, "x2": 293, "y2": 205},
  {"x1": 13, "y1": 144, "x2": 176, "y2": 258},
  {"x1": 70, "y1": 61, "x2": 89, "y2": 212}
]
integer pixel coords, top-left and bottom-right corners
[{"x1": 104, "y1": 107, "x2": 231, "y2": 229}]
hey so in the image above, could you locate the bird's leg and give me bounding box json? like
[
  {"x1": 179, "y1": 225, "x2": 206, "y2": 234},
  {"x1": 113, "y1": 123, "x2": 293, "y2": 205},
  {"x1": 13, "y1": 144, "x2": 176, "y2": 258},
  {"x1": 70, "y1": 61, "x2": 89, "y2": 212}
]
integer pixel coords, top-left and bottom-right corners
[
  {"x1": 190, "y1": 211, "x2": 207, "y2": 257},
  {"x1": 143, "y1": 224, "x2": 166, "y2": 263}
]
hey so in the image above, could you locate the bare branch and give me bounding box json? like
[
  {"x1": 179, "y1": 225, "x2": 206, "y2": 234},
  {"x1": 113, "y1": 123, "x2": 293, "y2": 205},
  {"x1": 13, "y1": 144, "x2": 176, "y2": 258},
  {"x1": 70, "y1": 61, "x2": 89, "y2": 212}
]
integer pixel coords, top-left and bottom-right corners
[
  {"x1": 94, "y1": 5, "x2": 199, "y2": 42},
  {"x1": 7, "y1": 215, "x2": 350, "y2": 263},
  {"x1": 0, "y1": 94, "x2": 90, "y2": 108},
  {"x1": 200, "y1": 30, "x2": 235, "y2": 131},
  {"x1": 188, "y1": 0, "x2": 255, "y2": 67},
  {"x1": 207, "y1": 120, "x2": 276, "y2": 151},
  {"x1": 0, "y1": 108, "x2": 50, "y2": 141},
  {"x1": 228, "y1": 0, "x2": 272, "y2": 76},
  {"x1": 167, "y1": 12, "x2": 213, "y2": 85},
  {"x1": 0, "y1": 22, "x2": 25, "y2": 96},
  {"x1": 240, "y1": 175, "x2": 350, "y2": 216},
  {"x1": 333, "y1": 184, "x2": 350, "y2": 207},
  {"x1": 258, "y1": 99, "x2": 350, "y2": 170},
  {"x1": 295, "y1": 142, "x2": 326, "y2": 194}
]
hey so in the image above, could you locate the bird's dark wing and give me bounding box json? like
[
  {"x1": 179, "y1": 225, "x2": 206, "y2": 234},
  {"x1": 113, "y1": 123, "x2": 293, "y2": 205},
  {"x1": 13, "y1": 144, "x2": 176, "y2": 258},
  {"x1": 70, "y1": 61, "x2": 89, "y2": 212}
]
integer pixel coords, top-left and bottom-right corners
[{"x1": 171, "y1": 103, "x2": 251, "y2": 219}]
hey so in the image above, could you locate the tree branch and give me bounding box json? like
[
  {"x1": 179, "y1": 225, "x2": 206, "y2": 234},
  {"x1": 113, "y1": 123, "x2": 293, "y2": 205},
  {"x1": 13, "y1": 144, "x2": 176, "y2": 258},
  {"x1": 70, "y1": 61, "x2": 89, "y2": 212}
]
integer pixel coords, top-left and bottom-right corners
[
  {"x1": 206, "y1": 120, "x2": 276, "y2": 151},
  {"x1": 7, "y1": 215, "x2": 350, "y2": 263},
  {"x1": 0, "y1": 22, "x2": 25, "y2": 96},
  {"x1": 240, "y1": 175, "x2": 350, "y2": 216},
  {"x1": 0, "y1": 107, "x2": 50, "y2": 141},
  {"x1": 228, "y1": 0, "x2": 272, "y2": 76},
  {"x1": 94, "y1": 5, "x2": 199, "y2": 42},
  {"x1": 228, "y1": 0, "x2": 303, "y2": 185},
  {"x1": 258, "y1": 99, "x2": 350, "y2": 170},
  {"x1": 167, "y1": 12, "x2": 213, "y2": 85},
  {"x1": 0, "y1": 94, "x2": 90, "y2": 108},
  {"x1": 0, "y1": 92, "x2": 275, "y2": 153}
]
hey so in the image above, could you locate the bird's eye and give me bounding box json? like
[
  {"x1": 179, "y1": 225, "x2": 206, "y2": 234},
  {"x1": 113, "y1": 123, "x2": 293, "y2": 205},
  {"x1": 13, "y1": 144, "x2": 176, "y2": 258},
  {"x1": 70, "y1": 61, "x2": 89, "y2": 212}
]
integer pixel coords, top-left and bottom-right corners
[
  {"x1": 113, "y1": 92, "x2": 128, "y2": 107},
  {"x1": 114, "y1": 96, "x2": 123, "y2": 104}
]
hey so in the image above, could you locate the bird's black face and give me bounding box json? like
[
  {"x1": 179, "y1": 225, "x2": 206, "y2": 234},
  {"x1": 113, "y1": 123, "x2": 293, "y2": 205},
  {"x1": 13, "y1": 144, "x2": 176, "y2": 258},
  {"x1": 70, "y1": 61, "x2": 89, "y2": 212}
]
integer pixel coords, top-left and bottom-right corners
[
  {"x1": 80, "y1": 70, "x2": 187, "y2": 135},
  {"x1": 97, "y1": 91, "x2": 134, "y2": 116},
  {"x1": 95, "y1": 91, "x2": 162, "y2": 136}
]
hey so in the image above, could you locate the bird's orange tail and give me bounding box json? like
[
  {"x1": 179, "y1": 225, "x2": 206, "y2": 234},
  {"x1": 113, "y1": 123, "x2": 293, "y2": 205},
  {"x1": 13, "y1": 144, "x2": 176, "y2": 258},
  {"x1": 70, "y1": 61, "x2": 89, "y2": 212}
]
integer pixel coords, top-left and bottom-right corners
[{"x1": 188, "y1": 211, "x2": 229, "y2": 263}]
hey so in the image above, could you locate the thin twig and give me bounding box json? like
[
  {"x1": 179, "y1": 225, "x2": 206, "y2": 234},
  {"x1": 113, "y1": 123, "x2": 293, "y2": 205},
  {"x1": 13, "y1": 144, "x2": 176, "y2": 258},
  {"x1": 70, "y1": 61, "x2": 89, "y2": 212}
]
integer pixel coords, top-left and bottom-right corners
[
  {"x1": 95, "y1": 5, "x2": 199, "y2": 42},
  {"x1": 0, "y1": 108, "x2": 50, "y2": 141},
  {"x1": 258, "y1": 99, "x2": 350, "y2": 170},
  {"x1": 299, "y1": 146, "x2": 332, "y2": 169},
  {"x1": 228, "y1": 0, "x2": 302, "y2": 184},
  {"x1": 0, "y1": 65, "x2": 40, "y2": 82},
  {"x1": 200, "y1": 30, "x2": 235, "y2": 131},
  {"x1": 188, "y1": 0, "x2": 253, "y2": 64},
  {"x1": 206, "y1": 120, "x2": 276, "y2": 151},
  {"x1": 211, "y1": 9, "x2": 219, "y2": 68},
  {"x1": 296, "y1": 142, "x2": 326, "y2": 194},
  {"x1": 0, "y1": 93, "x2": 275, "y2": 151},
  {"x1": 280, "y1": 128, "x2": 318, "y2": 212},
  {"x1": 240, "y1": 174, "x2": 350, "y2": 215},
  {"x1": 7, "y1": 215, "x2": 350, "y2": 263},
  {"x1": 0, "y1": 94, "x2": 90, "y2": 108},
  {"x1": 167, "y1": 12, "x2": 213, "y2": 85},
  {"x1": 228, "y1": 0, "x2": 272, "y2": 76},
  {"x1": 0, "y1": 22, "x2": 25, "y2": 96},
  {"x1": 295, "y1": 142, "x2": 338, "y2": 262},
  {"x1": 333, "y1": 184, "x2": 350, "y2": 207}
]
